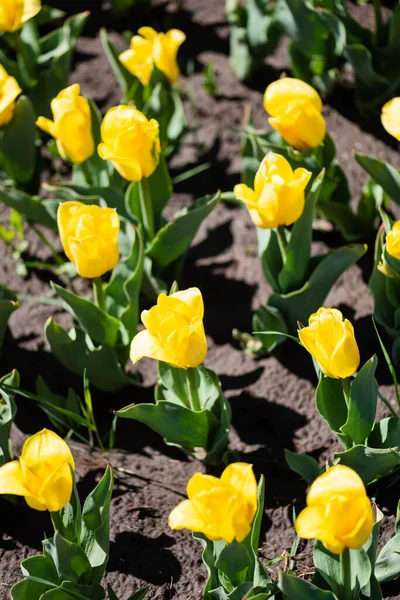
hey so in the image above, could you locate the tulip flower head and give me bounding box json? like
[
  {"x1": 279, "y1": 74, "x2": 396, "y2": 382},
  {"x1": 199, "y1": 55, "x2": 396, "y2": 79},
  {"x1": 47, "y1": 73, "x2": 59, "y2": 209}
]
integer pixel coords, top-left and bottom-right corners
[
  {"x1": 58, "y1": 201, "x2": 120, "y2": 279},
  {"x1": 0, "y1": 64, "x2": 21, "y2": 126},
  {"x1": 169, "y1": 463, "x2": 257, "y2": 543},
  {"x1": 386, "y1": 221, "x2": 400, "y2": 259},
  {"x1": 298, "y1": 307, "x2": 360, "y2": 379},
  {"x1": 296, "y1": 465, "x2": 374, "y2": 554},
  {"x1": 381, "y1": 97, "x2": 400, "y2": 141},
  {"x1": 264, "y1": 77, "x2": 326, "y2": 150},
  {"x1": 120, "y1": 26, "x2": 186, "y2": 86},
  {"x1": 0, "y1": 429, "x2": 75, "y2": 511},
  {"x1": 130, "y1": 287, "x2": 207, "y2": 369},
  {"x1": 98, "y1": 105, "x2": 160, "y2": 182},
  {"x1": 36, "y1": 84, "x2": 95, "y2": 164},
  {"x1": 0, "y1": 0, "x2": 41, "y2": 32},
  {"x1": 234, "y1": 152, "x2": 311, "y2": 229}
]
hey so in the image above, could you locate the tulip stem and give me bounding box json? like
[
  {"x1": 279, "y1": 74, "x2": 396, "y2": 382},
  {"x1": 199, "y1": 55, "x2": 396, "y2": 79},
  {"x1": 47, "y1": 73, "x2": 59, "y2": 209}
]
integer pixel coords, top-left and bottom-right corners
[
  {"x1": 374, "y1": 0, "x2": 383, "y2": 44},
  {"x1": 340, "y1": 548, "x2": 352, "y2": 600},
  {"x1": 93, "y1": 277, "x2": 105, "y2": 312},
  {"x1": 342, "y1": 378, "x2": 351, "y2": 408},
  {"x1": 276, "y1": 226, "x2": 288, "y2": 264},
  {"x1": 139, "y1": 177, "x2": 155, "y2": 242},
  {"x1": 81, "y1": 160, "x2": 92, "y2": 186},
  {"x1": 50, "y1": 510, "x2": 64, "y2": 537},
  {"x1": 186, "y1": 368, "x2": 201, "y2": 412}
]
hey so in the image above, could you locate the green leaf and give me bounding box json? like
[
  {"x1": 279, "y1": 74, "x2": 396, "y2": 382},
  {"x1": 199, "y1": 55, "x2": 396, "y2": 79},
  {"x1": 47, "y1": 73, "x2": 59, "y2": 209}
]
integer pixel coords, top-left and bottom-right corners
[
  {"x1": 0, "y1": 369, "x2": 18, "y2": 463},
  {"x1": 316, "y1": 375, "x2": 348, "y2": 434},
  {"x1": 341, "y1": 356, "x2": 378, "y2": 444},
  {"x1": 59, "y1": 476, "x2": 82, "y2": 543},
  {"x1": 43, "y1": 532, "x2": 92, "y2": 583},
  {"x1": 146, "y1": 193, "x2": 220, "y2": 267},
  {"x1": 41, "y1": 580, "x2": 106, "y2": 600},
  {"x1": 314, "y1": 542, "x2": 371, "y2": 598},
  {"x1": 278, "y1": 170, "x2": 323, "y2": 293},
  {"x1": 51, "y1": 282, "x2": 125, "y2": 348},
  {"x1": 257, "y1": 228, "x2": 283, "y2": 293},
  {"x1": 0, "y1": 97, "x2": 36, "y2": 183},
  {"x1": 45, "y1": 319, "x2": 135, "y2": 392},
  {"x1": 252, "y1": 304, "x2": 288, "y2": 353},
  {"x1": 368, "y1": 417, "x2": 400, "y2": 448},
  {"x1": 0, "y1": 186, "x2": 58, "y2": 229},
  {"x1": 285, "y1": 450, "x2": 320, "y2": 484},
  {"x1": 354, "y1": 153, "x2": 400, "y2": 205},
  {"x1": 100, "y1": 28, "x2": 135, "y2": 97},
  {"x1": 0, "y1": 285, "x2": 18, "y2": 354},
  {"x1": 80, "y1": 465, "x2": 114, "y2": 582},
  {"x1": 11, "y1": 554, "x2": 59, "y2": 599},
  {"x1": 278, "y1": 571, "x2": 337, "y2": 599},
  {"x1": 375, "y1": 533, "x2": 400, "y2": 583},
  {"x1": 35, "y1": 376, "x2": 81, "y2": 434},
  {"x1": 215, "y1": 541, "x2": 252, "y2": 587},
  {"x1": 158, "y1": 363, "x2": 221, "y2": 410},
  {"x1": 229, "y1": 25, "x2": 255, "y2": 81},
  {"x1": 334, "y1": 445, "x2": 400, "y2": 485}
]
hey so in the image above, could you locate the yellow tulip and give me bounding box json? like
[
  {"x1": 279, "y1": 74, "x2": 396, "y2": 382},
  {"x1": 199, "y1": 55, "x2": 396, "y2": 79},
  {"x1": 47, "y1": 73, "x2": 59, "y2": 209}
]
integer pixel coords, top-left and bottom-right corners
[
  {"x1": 234, "y1": 152, "x2": 311, "y2": 229},
  {"x1": 0, "y1": 429, "x2": 75, "y2": 511},
  {"x1": 120, "y1": 26, "x2": 186, "y2": 86},
  {"x1": 0, "y1": 0, "x2": 40, "y2": 32},
  {"x1": 298, "y1": 307, "x2": 360, "y2": 379},
  {"x1": 98, "y1": 105, "x2": 160, "y2": 182},
  {"x1": 296, "y1": 465, "x2": 374, "y2": 554},
  {"x1": 57, "y1": 201, "x2": 120, "y2": 279},
  {"x1": 36, "y1": 84, "x2": 94, "y2": 164},
  {"x1": 264, "y1": 77, "x2": 326, "y2": 150},
  {"x1": 0, "y1": 64, "x2": 21, "y2": 126},
  {"x1": 130, "y1": 287, "x2": 207, "y2": 369},
  {"x1": 381, "y1": 97, "x2": 400, "y2": 141},
  {"x1": 386, "y1": 221, "x2": 400, "y2": 259},
  {"x1": 169, "y1": 463, "x2": 257, "y2": 543}
]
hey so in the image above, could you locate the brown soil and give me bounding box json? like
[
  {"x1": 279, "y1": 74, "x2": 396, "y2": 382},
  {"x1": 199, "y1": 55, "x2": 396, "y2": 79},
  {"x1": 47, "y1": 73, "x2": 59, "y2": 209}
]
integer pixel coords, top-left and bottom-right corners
[{"x1": 1, "y1": 1, "x2": 400, "y2": 598}]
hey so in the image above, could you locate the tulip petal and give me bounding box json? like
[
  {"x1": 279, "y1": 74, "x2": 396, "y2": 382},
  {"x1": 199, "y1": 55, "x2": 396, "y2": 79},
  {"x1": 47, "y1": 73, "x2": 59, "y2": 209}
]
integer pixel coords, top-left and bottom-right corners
[
  {"x1": 342, "y1": 497, "x2": 374, "y2": 549},
  {"x1": 138, "y1": 26, "x2": 158, "y2": 42},
  {"x1": 21, "y1": 429, "x2": 75, "y2": 471},
  {"x1": 0, "y1": 460, "x2": 30, "y2": 496},
  {"x1": 25, "y1": 495, "x2": 47, "y2": 511},
  {"x1": 168, "y1": 499, "x2": 205, "y2": 532},
  {"x1": 187, "y1": 473, "x2": 221, "y2": 499},
  {"x1": 234, "y1": 183, "x2": 256, "y2": 205},
  {"x1": 39, "y1": 460, "x2": 74, "y2": 512},
  {"x1": 36, "y1": 116, "x2": 56, "y2": 137},
  {"x1": 130, "y1": 329, "x2": 172, "y2": 364},
  {"x1": 171, "y1": 287, "x2": 204, "y2": 319},
  {"x1": 307, "y1": 465, "x2": 365, "y2": 507},
  {"x1": 220, "y1": 463, "x2": 258, "y2": 515},
  {"x1": 264, "y1": 77, "x2": 323, "y2": 117},
  {"x1": 381, "y1": 97, "x2": 400, "y2": 141}
]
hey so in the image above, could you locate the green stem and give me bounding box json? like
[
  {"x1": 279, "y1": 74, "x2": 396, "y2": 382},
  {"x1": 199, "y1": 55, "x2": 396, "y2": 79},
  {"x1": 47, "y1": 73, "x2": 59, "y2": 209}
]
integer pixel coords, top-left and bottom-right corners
[
  {"x1": 139, "y1": 177, "x2": 155, "y2": 242},
  {"x1": 186, "y1": 368, "x2": 201, "y2": 412},
  {"x1": 340, "y1": 548, "x2": 352, "y2": 600},
  {"x1": 374, "y1": 0, "x2": 383, "y2": 44},
  {"x1": 31, "y1": 224, "x2": 64, "y2": 267},
  {"x1": 80, "y1": 160, "x2": 92, "y2": 186},
  {"x1": 93, "y1": 277, "x2": 105, "y2": 311},
  {"x1": 50, "y1": 510, "x2": 64, "y2": 536},
  {"x1": 342, "y1": 377, "x2": 351, "y2": 408},
  {"x1": 276, "y1": 225, "x2": 288, "y2": 264}
]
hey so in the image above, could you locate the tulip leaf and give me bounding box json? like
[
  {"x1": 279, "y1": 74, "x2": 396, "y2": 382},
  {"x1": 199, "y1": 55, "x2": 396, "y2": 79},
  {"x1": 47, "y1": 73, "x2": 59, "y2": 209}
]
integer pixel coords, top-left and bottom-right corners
[
  {"x1": 43, "y1": 532, "x2": 92, "y2": 582},
  {"x1": 41, "y1": 581, "x2": 106, "y2": 599},
  {"x1": 252, "y1": 304, "x2": 288, "y2": 353},
  {"x1": 285, "y1": 450, "x2": 320, "y2": 484},
  {"x1": 215, "y1": 541, "x2": 252, "y2": 587},
  {"x1": 158, "y1": 363, "x2": 221, "y2": 410},
  {"x1": 59, "y1": 476, "x2": 82, "y2": 544},
  {"x1": 47, "y1": 183, "x2": 129, "y2": 221},
  {"x1": 0, "y1": 285, "x2": 19, "y2": 355},
  {"x1": 355, "y1": 153, "x2": 400, "y2": 206},
  {"x1": 100, "y1": 28, "x2": 136, "y2": 98},
  {"x1": 45, "y1": 320, "x2": 136, "y2": 392},
  {"x1": 316, "y1": 375, "x2": 348, "y2": 435},
  {"x1": 116, "y1": 400, "x2": 219, "y2": 453},
  {"x1": 11, "y1": 554, "x2": 59, "y2": 599},
  {"x1": 257, "y1": 228, "x2": 283, "y2": 293},
  {"x1": 108, "y1": 587, "x2": 148, "y2": 600},
  {"x1": 278, "y1": 571, "x2": 337, "y2": 599},
  {"x1": 0, "y1": 369, "x2": 19, "y2": 463},
  {"x1": 341, "y1": 356, "x2": 378, "y2": 445},
  {"x1": 0, "y1": 96, "x2": 36, "y2": 184},
  {"x1": 375, "y1": 533, "x2": 400, "y2": 583},
  {"x1": 51, "y1": 282, "x2": 125, "y2": 348},
  {"x1": 314, "y1": 541, "x2": 371, "y2": 597},
  {"x1": 0, "y1": 186, "x2": 58, "y2": 229},
  {"x1": 146, "y1": 192, "x2": 220, "y2": 267},
  {"x1": 278, "y1": 170, "x2": 324, "y2": 293},
  {"x1": 269, "y1": 243, "x2": 367, "y2": 331},
  {"x1": 80, "y1": 465, "x2": 114, "y2": 582},
  {"x1": 334, "y1": 445, "x2": 400, "y2": 485},
  {"x1": 368, "y1": 417, "x2": 400, "y2": 449},
  {"x1": 35, "y1": 376, "x2": 81, "y2": 435}
]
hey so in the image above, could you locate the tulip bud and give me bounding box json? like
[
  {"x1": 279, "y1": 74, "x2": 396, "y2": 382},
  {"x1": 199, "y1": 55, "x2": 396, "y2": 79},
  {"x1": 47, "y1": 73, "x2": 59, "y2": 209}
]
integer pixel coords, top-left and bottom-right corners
[
  {"x1": 57, "y1": 201, "x2": 120, "y2": 279},
  {"x1": 0, "y1": 65, "x2": 21, "y2": 126},
  {"x1": 0, "y1": 429, "x2": 75, "y2": 512},
  {"x1": 36, "y1": 84, "x2": 95, "y2": 164},
  {"x1": 296, "y1": 465, "x2": 374, "y2": 554},
  {"x1": 0, "y1": 0, "x2": 41, "y2": 32},
  {"x1": 298, "y1": 307, "x2": 360, "y2": 379},
  {"x1": 169, "y1": 463, "x2": 257, "y2": 543},
  {"x1": 119, "y1": 26, "x2": 186, "y2": 86},
  {"x1": 130, "y1": 287, "x2": 207, "y2": 369},
  {"x1": 386, "y1": 221, "x2": 400, "y2": 259},
  {"x1": 381, "y1": 97, "x2": 400, "y2": 141},
  {"x1": 264, "y1": 77, "x2": 326, "y2": 150},
  {"x1": 234, "y1": 152, "x2": 311, "y2": 229},
  {"x1": 98, "y1": 105, "x2": 160, "y2": 181}
]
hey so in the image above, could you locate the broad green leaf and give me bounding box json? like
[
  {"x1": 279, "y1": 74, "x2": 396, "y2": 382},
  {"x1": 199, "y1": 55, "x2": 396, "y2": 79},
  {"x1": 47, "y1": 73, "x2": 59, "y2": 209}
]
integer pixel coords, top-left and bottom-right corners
[
  {"x1": 355, "y1": 153, "x2": 400, "y2": 206},
  {"x1": 146, "y1": 193, "x2": 219, "y2": 267},
  {"x1": 11, "y1": 554, "x2": 58, "y2": 599},
  {"x1": 229, "y1": 25, "x2": 254, "y2": 81},
  {"x1": 215, "y1": 541, "x2": 252, "y2": 587},
  {"x1": 41, "y1": 580, "x2": 105, "y2": 600},
  {"x1": 0, "y1": 369, "x2": 19, "y2": 462},
  {"x1": 335, "y1": 445, "x2": 400, "y2": 485},
  {"x1": 375, "y1": 533, "x2": 400, "y2": 583},
  {"x1": 35, "y1": 376, "x2": 81, "y2": 434},
  {"x1": 43, "y1": 532, "x2": 91, "y2": 582},
  {"x1": 316, "y1": 375, "x2": 348, "y2": 434},
  {"x1": 285, "y1": 450, "x2": 320, "y2": 484},
  {"x1": 257, "y1": 228, "x2": 283, "y2": 293},
  {"x1": 368, "y1": 417, "x2": 400, "y2": 448},
  {"x1": 45, "y1": 319, "x2": 135, "y2": 392},
  {"x1": 0, "y1": 97, "x2": 36, "y2": 183},
  {"x1": 252, "y1": 304, "x2": 288, "y2": 353},
  {"x1": 0, "y1": 186, "x2": 58, "y2": 229},
  {"x1": 158, "y1": 363, "x2": 221, "y2": 411},
  {"x1": 341, "y1": 356, "x2": 378, "y2": 444},
  {"x1": 278, "y1": 571, "x2": 337, "y2": 599},
  {"x1": 100, "y1": 28, "x2": 135, "y2": 97}
]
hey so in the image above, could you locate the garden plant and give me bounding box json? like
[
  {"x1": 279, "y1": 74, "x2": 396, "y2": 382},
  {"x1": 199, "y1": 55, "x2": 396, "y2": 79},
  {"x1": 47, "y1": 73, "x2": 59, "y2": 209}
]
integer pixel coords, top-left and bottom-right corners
[{"x1": 1, "y1": 1, "x2": 400, "y2": 599}]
